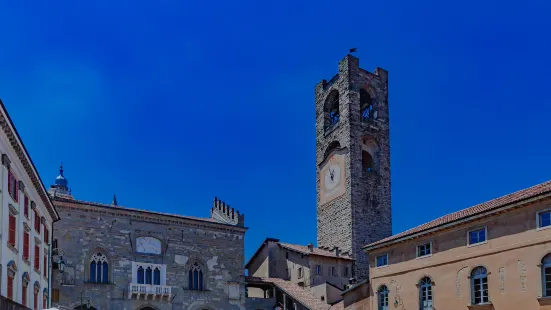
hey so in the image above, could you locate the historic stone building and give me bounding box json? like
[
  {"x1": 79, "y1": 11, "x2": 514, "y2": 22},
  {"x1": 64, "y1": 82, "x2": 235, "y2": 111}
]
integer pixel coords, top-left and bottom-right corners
[
  {"x1": 244, "y1": 54, "x2": 392, "y2": 309},
  {"x1": 315, "y1": 54, "x2": 391, "y2": 280},
  {"x1": 49, "y1": 169, "x2": 248, "y2": 310}
]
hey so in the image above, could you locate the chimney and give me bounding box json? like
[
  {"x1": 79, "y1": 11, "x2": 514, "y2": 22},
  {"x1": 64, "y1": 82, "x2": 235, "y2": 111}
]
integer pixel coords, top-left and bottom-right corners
[{"x1": 307, "y1": 243, "x2": 314, "y2": 252}]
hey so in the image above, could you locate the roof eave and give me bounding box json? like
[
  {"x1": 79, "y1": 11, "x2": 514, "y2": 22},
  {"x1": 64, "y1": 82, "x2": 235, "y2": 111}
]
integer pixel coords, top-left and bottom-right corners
[{"x1": 363, "y1": 192, "x2": 551, "y2": 253}]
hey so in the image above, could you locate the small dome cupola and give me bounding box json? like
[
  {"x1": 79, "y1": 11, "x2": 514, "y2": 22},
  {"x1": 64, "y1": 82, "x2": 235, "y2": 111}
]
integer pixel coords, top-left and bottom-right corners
[{"x1": 55, "y1": 164, "x2": 68, "y2": 188}]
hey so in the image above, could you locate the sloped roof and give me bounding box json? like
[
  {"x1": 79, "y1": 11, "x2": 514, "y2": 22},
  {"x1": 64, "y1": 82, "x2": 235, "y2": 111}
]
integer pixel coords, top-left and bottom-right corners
[
  {"x1": 279, "y1": 243, "x2": 354, "y2": 260},
  {"x1": 246, "y1": 277, "x2": 330, "y2": 310},
  {"x1": 364, "y1": 180, "x2": 551, "y2": 251},
  {"x1": 329, "y1": 301, "x2": 344, "y2": 310}
]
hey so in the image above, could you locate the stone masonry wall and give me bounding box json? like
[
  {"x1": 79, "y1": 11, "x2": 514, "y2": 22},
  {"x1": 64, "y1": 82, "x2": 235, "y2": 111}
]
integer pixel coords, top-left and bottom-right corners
[
  {"x1": 316, "y1": 55, "x2": 392, "y2": 280},
  {"x1": 51, "y1": 200, "x2": 246, "y2": 310}
]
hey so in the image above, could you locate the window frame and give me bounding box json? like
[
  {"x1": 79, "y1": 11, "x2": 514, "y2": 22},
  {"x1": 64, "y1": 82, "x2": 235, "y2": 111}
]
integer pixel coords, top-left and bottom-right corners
[
  {"x1": 467, "y1": 226, "x2": 488, "y2": 247},
  {"x1": 541, "y1": 254, "x2": 551, "y2": 297},
  {"x1": 416, "y1": 242, "x2": 433, "y2": 259},
  {"x1": 470, "y1": 266, "x2": 490, "y2": 305},
  {"x1": 7, "y1": 170, "x2": 18, "y2": 202},
  {"x1": 8, "y1": 214, "x2": 17, "y2": 248},
  {"x1": 418, "y1": 277, "x2": 433, "y2": 310},
  {"x1": 376, "y1": 254, "x2": 389, "y2": 268},
  {"x1": 537, "y1": 208, "x2": 551, "y2": 231},
  {"x1": 377, "y1": 285, "x2": 389, "y2": 310},
  {"x1": 316, "y1": 265, "x2": 321, "y2": 275}
]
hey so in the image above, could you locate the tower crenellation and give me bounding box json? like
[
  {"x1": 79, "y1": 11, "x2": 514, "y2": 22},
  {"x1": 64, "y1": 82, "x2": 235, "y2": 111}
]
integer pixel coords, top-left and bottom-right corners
[{"x1": 315, "y1": 54, "x2": 392, "y2": 280}]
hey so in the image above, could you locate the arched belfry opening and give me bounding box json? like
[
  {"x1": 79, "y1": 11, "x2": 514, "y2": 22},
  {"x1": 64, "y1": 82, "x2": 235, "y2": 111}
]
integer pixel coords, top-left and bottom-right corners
[
  {"x1": 323, "y1": 141, "x2": 341, "y2": 160},
  {"x1": 360, "y1": 89, "x2": 376, "y2": 121},
  {"x1": 362, "y1": 151, "x2": 374, "y2": 172},
  {"x1": 324, "y1": 90, "x2": 340, "y2": 131}
]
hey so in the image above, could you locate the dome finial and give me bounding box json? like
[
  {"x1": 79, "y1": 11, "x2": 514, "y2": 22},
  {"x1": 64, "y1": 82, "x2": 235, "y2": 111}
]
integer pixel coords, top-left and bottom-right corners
[
  {"x1": 59, "y1": 162, "x2": 64, "y2": 176},
  {"x1": 112, "y1": 194, "x2": 118, "y2": 206}
]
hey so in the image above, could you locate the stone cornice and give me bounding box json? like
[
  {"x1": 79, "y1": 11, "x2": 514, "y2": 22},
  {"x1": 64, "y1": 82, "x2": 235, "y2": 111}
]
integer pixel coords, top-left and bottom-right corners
[
  {"x1": 0, "y1": 99, "x2": 59, "y2": 221},
  {"x1": 53, "y1": 197, "x2": 248, "y2": 234}
]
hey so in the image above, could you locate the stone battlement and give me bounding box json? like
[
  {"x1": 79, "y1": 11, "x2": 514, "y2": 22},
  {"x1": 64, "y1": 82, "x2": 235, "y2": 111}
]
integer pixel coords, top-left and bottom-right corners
[{"x1": 211, "y1": 197, "x2": 245, "y2": 227}]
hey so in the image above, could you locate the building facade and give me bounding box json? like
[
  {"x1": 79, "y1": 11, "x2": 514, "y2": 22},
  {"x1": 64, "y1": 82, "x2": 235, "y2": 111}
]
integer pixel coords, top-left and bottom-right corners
[
  {"x1": 315, "y1": 54, "x2": 392, "y2": 280},
  {"x1": 0, "y1": 100, "x2": 61, "y2": 309},
  {"x1": 49, "y1": 172, "x2": 248, "y2": 310},
  {"x1": 245, "y1": 238, "x2": 354, "y2": 308},
  {"x1": 338, "y1": 180, "x2": 551, "y2": 310}
]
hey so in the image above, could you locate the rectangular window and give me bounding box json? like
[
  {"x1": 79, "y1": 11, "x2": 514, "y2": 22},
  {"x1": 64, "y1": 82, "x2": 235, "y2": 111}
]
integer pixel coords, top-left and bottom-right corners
[
  {"x1": 8, "y1": 214, "x2": 16, "y2": 247},
  {"x1": 43, "y1": 297, "x2": 46, "y2": 309},
  {"x1": 468, "y1": 228, "x2": 487, "y2": 245},
  {"x1": 44, "y1": 226, "x2": 49, "y2": 244},
  {"x1": 24, "y1": 232, "x2": 30, "y2": 260},
  {"x1": 298, "y1": 267, "x2": 303, "y2": 278},
  {"x1": 8, "y1": 170, "x2": 18, "y2": 202},
  {"x1": 329, "y1": 266, "x2": 336, "y2": 276},
  {"x1": 24, "y1": 195, "x2": 29, "y2": 218},
  {"x1": 539, "y1": 210, "x2": 551, "y2": 229},
  {"x1": 34, "y1": 292, "x2": 38, "y2": 310},
  {"x1": 44, "y1": 253, "x2": 48, "y2": 277},
  {"x1": 7, "y1": 276, "x2": 13, "y2": 300},
  {"x1": 417, "y1": 242, "x2": 432, "y2": 257},
  {"x1": 316, "y1": 265, "x2": 321, "y2": 275},
  {"x1": 34, "y1": 245, "x2": 40, "y2": 271},
  {"x1": 22, "y1": 284, "x2": 27, "y2": 306},
  {"x1": 376, "y1": 254, "x2": 388, "y2": 267},
  {"x1": 343, "y1": 266, "x2": 349, "y2": 277},
  {"x1": 34, "y1": 211, "x2": 41, "y2": 234}
]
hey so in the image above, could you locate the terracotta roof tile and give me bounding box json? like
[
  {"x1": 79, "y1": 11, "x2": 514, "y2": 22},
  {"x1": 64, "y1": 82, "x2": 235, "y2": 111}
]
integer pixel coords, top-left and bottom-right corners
[
  {"x1": 279, "y1": 243, "x2": 354, "y2": 260},
  {"x1": 246, "y1": 277, "x2": 330, "y2": 309},
  {"x1": 365, "y1": 180, "x2": 551, "y2": 250},
  {"x1": 329, "y1": 301, "x2": 344, "y2": 310}
]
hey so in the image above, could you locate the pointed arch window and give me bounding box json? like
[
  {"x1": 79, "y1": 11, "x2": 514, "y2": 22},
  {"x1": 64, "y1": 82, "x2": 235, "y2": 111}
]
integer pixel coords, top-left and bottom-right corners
[
  {"x1": 89, "y1": 252, "x2": 109, "y2": 284},
  {"x1": 471, "y1": 267, "x2": 489, "y2": 304},
  {"x1": 419, "y1": 277, "x2": 433, "y2": 310},
  {"x1": 378, "y1": 285, "x2": 389, "y2": 310},
  {"x1": 189, "y1": 262, "x2": 204, "y2": 290},
  {"x1": 154, "y1": 267, "x2": 161, "y2": 285},
  {"x1": 145, "y1": 267, "x2": 153, "y2": 284},
  {"x1": 137, "y1": 266, "x2": 145, "y2": 284},
  {"x1": 542, "y1": 254, "x2": 551, "y2": 297}
]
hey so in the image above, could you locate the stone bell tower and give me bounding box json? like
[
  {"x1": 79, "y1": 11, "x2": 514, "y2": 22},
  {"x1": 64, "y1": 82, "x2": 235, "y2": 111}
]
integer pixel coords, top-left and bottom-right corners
[{"x1": 315, "y1": 54, "x2": 392, "y2": 279}]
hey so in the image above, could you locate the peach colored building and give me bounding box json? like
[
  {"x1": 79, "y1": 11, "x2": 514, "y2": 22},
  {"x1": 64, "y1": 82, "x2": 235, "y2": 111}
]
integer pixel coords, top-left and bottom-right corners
[{"x1": 341, "y1": 179, "x2": 551, "y2": 310}]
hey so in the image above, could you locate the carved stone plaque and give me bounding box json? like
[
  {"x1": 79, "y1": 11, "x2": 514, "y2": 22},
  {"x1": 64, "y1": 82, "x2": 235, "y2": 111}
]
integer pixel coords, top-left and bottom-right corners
[{"x1": 136, "y1": 236, "x2": 162, "y2": 255}]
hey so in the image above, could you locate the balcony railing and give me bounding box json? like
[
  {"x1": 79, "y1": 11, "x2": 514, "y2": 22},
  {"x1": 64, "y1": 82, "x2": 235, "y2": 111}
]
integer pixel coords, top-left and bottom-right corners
[{"x1": 128, "y1": 283, "x2": 172, "y2": 301}]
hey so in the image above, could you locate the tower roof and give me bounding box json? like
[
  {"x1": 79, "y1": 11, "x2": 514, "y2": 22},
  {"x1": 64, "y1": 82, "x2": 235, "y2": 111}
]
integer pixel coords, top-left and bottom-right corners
[{"x1": 54, "y1": 163, "x2": 68, "y2": 187}]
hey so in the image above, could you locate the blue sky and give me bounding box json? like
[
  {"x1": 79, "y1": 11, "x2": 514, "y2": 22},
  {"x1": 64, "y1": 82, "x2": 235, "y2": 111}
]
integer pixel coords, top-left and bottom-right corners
[{"x1": 1, "y1": 0, "x2": 550, "y2": 263}]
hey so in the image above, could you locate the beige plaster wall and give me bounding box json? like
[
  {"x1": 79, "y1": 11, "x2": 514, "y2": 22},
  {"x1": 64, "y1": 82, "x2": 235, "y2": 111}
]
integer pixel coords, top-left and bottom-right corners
[{"x1": 366, "y1": 200, "x2": 551, "y2": 310}]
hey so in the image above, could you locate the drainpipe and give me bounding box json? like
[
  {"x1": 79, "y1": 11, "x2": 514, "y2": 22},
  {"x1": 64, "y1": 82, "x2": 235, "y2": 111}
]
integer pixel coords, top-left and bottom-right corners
[{"x1": 48, "y1": 240, "x2": 51, "y2": 308}]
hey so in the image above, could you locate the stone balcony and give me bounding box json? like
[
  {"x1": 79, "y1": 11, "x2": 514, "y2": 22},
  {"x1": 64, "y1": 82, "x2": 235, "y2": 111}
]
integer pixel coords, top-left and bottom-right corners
[{"x1": 128, "y1": 283, "x2": 172, "y2": 301}]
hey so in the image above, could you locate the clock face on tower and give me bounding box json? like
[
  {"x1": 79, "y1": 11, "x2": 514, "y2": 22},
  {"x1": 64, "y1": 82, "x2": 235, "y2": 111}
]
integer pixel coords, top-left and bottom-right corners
[
  {"x1": 319, "y1": 153, "x2": 346, "y2": 205},
  {"x1": 324, "y1": 165, "x2": 341, "y2": 190}
]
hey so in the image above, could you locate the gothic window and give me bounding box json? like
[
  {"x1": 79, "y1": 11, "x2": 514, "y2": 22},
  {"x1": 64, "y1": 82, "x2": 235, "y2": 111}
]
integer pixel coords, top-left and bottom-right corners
[
  {"x1": 542, "y1": 254, "x2": 551, "y2": 297},
  {"x1": 419, "y1": 277, "x2": 433, "y2": 310},
  {"x1": 360, "y1": 89, "x2": 376, "y2": 122},
  {"x1": 471, "y1": 267, "x2": 489, "y2": 304},
  {"x1": 89, "y1": 252, "x2": 109, "y2": 284},
  {"x1": 137, "y1": 266, "x2": 145, "y2": 284},
  {"x1": 362, "y1": 151, "x2": 374, "y2": 172},
  {"x1": 377, "y1": 285, "x2": 389, "y2": 310},
  {"x1": 324, "y1": 90, "x2": 340, "y2": 131},
  {"x1": 146, "y1": 267, "x2": 152, "y2": 284},
  {"x1": 188, "y1": 262, "x2": 204, "y2": 290},
  {"x1": 154, "y1": 267, "x2": 161, "y2": 285}
]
